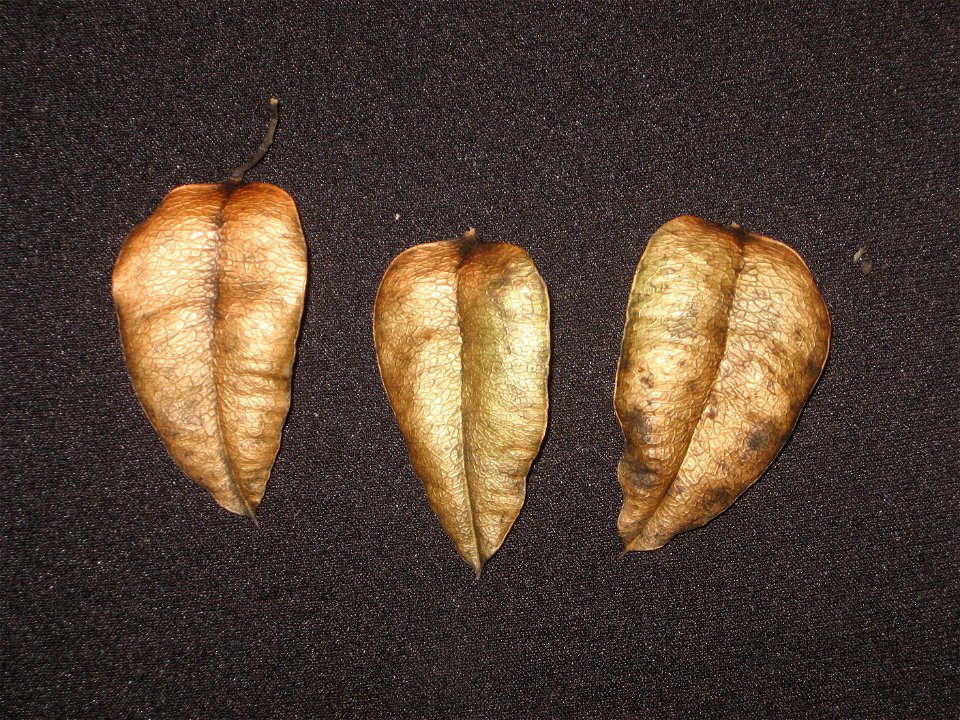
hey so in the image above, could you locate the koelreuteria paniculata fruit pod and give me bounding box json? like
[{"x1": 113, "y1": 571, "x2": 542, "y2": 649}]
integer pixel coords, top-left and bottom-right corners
[
  {"x1": 374, "y1": 230, "x2": 550, "y2": 575},
  {"x1": 616, "y1": 216, "x2": 830, "y2": 552},
  {"x1": 113, "y1": 100, "x2": 307, "y2": 520}
]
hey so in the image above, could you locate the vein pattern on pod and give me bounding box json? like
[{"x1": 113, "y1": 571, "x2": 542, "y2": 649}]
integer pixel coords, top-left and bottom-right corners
[
  {"x1": 615, "y1": 216, "x2": 831, "y2": 552},
  {"x1": 374, "y1": 230, "x2": 550, "y2": 575},
  {"x1": 113, "y1": 100, "x2": 307, "y2": 520}
]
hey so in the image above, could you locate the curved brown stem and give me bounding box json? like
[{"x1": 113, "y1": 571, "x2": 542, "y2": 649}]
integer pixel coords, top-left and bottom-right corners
[{"x1": 227, "y1": 97, "x2": 280, "y2": 184}]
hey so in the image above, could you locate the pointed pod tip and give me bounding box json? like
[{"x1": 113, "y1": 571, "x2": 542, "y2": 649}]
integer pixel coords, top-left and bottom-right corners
[
  {"x1": 623, "y1": 536, "x2": 668, "y2": 553},
  {"x1": 463, "y1": 227, "x2": 478, "y2": 241},
  {"x1": 215, "y1": 495, "x2": 261, "y2": 526}
]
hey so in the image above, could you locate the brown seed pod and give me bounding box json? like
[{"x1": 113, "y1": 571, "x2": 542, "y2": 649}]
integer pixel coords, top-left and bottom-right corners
[
  {"x1": 615, "y1": 216, "x2": 831, "y2": 552},
  {"x1": 373, "y1": 230, "x2": 550, "y2": 575},
  {"x1": 112, "y1": 99, "x2": 307, "y2": 520}
]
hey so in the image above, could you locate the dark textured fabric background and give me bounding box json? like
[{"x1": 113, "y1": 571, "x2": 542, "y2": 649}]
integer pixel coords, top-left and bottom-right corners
[{"x1": 2, "y1": 2, "x2": 958, "y2": 718}]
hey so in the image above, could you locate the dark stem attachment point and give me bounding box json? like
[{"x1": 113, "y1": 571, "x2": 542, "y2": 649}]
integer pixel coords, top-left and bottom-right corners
[{"x1": 227, "y1": 97, "x2": 280, "y2": 184}]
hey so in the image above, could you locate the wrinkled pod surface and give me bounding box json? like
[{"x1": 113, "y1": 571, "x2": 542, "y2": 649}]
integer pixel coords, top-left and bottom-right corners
[
  {"x1": 374, "y1": 230, "x2": 550, "y2": 575},
  {"x1": 113, "y1": 100, "x2": 307, "y2": 520},
  {"x1": 615, "y1": 216, "x2": 831, "y2": 552}
]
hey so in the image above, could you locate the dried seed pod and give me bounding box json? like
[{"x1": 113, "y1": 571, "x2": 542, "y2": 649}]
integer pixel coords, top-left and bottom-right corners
[
  {"x1": 112, "y1": 100, "x2": 307, "y2": 520},
  {"x1": 615, "y1": 216, "x2": 831, "y2": 552},
  {"x1": 373, "y1": 230, "x2": 550, "y2": 575}
]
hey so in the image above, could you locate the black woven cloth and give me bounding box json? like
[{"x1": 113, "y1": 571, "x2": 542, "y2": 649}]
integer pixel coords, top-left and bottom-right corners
[{"x1": 3, "y1": 3, "x2": 958, "y2": 717}]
